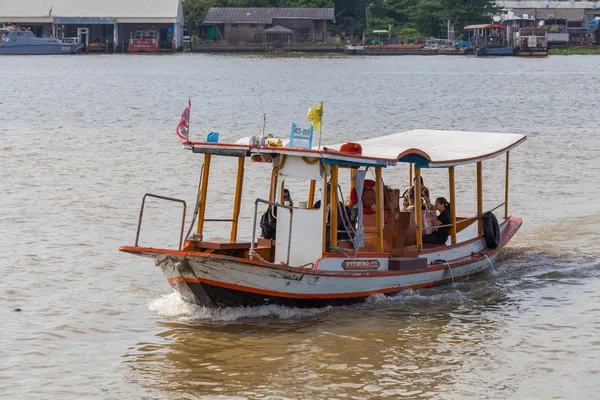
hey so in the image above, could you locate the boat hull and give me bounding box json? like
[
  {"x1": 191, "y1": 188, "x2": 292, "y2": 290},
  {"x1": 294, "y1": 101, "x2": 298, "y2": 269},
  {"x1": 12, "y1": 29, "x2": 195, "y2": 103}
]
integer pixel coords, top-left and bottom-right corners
[
  {"x1": 0, "y1": 44, "x2": 82, "y2": 55},
  {"x1": 128, "y1": 46, "x2": 160, "y2": 53},
  {"x1": 159, "y1": 253, "x2": 498, "y2": 308},
  {"x1": 121, "y1": 217, "x2": 521, "y2": 308},
  {"x1": 516, "y1": 48, "x2": 548, "y2": 57},
  {"x1": 345, "y1": 45, "x2": 438, "y2": 56},
  {"x1": 476, "y1": 47, "x2": 515, "y2": 56}
]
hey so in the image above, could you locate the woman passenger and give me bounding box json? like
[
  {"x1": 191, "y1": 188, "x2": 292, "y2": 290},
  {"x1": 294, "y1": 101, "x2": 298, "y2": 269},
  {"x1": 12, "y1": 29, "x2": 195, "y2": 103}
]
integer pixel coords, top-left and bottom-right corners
[{"x1": 422, "y1": 197, "x2": 451, "y2": 245}]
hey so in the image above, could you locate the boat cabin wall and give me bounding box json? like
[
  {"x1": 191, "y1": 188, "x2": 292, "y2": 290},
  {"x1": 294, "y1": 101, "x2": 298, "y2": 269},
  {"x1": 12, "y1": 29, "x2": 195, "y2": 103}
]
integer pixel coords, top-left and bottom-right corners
[
  {"x1": 275, "y1": 207, "x2": 323, "y2": 266},
  {"x1": 275, "y1": 155, "x2": 322, "y2": 180}
]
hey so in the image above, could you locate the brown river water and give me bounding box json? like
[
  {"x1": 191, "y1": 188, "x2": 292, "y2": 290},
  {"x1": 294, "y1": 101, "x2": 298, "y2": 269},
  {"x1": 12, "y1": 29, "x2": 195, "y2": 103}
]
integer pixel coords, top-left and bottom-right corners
[{"x1": 1, "y1": 54, "x2": 600, "y2": 399}]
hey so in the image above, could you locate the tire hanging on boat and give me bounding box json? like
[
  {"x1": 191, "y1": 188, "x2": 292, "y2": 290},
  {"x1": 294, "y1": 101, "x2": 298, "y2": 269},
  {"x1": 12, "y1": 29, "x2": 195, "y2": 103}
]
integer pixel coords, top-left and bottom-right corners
[{"x1": 482, "y1": 211, "x2": 500, "y2": 249}]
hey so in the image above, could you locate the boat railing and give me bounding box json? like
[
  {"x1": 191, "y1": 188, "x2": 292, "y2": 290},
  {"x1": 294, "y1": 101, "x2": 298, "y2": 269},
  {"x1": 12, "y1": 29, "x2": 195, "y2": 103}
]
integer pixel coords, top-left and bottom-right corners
[
  {"x1": 424, "y1": 201, "x2": 507, "y2": 231},
  {"x1": 250, "y1": 198, "x2": 293, "y2": 266},
  {"x1": 135, "y1": 193, "x2": 187, "y2": 250},
  {"x1": 61, "y1": 37, "x2": 79, "y2": 45}
]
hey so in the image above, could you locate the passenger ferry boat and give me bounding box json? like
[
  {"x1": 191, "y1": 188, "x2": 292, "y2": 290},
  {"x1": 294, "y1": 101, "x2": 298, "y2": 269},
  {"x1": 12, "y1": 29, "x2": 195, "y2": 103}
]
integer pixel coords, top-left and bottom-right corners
[
  {"x1": 128, "y1": 28, "x2": 159, "y2": 53},
  {"x1": 120, "y1": 121, "x2": 526, "y2": 308}
]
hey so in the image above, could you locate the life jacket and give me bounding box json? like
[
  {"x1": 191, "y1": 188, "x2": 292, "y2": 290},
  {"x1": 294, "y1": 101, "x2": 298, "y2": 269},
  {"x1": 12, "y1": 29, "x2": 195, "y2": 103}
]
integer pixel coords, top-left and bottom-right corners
[{"x1": 350, "y1": 179, "x2": 377, "y2": 215}]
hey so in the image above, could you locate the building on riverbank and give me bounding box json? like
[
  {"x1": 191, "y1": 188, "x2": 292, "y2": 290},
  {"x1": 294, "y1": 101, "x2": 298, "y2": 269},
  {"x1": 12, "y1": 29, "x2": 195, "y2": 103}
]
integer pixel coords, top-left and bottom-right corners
[
  {"x1": 200, "y1": 7, "x2": 335, "y2": 46},
  {"x1": 497, "y1": 1, "x2": 600, "y2": 43},
  {"x1": 0, "y1": 0, "x2": 183, "y2": 52}
]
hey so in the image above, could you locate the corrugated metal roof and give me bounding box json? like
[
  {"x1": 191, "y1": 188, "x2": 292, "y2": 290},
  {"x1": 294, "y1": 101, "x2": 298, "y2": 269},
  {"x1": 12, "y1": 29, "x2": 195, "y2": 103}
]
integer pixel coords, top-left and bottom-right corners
[
  {"x1": 203, "y1": 8, "x2": 335, "y2": 24},
  {"x1": 0, "y1": 0, "x2": 181, "y2": 19},
  {"x1": 497, "y1": 1, "x2": 594, "y2": 9},
  {"x1": 264, "y1": 24, "x2": 294, "y2": 33}
]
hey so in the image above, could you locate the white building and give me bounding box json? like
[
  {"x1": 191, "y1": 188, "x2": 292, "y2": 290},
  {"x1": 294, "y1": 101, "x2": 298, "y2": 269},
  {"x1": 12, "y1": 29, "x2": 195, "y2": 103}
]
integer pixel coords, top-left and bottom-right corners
[{"x1": 0, "y1": 0, "x2": 184, "y2": 51}]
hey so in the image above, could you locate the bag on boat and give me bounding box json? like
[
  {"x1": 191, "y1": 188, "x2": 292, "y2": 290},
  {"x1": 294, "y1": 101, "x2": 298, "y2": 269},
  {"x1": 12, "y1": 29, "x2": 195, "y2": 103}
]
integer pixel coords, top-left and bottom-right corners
[
  {"x1": 423, "y1": 209, "x2": 435, "y2": 235},
  {"x1": 260, "y1": 206, "x2": 277, "y2": 240}
]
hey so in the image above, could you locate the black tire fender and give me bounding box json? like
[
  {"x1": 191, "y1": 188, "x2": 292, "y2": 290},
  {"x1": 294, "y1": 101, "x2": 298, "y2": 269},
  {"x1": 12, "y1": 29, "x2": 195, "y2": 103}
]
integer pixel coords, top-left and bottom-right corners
[{"x1": 482, "y1": 211, "x2": 500, "y2": 249}]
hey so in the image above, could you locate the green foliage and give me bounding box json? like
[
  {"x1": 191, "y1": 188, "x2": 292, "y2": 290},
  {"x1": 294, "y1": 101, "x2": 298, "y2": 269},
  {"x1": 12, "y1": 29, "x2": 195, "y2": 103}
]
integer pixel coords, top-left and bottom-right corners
[
  {"x1": 183, "y1": 0, "x2": 493, "y2": 38},
  {"x1": 398, "y1": 27, "x2": 417, "y2": 40},
  {"x1": 549, "y1": 47, "x2": 600, "y2": 55},
  {"x1": 336, "y1": 0, "x2": 494, "y2": 37}
]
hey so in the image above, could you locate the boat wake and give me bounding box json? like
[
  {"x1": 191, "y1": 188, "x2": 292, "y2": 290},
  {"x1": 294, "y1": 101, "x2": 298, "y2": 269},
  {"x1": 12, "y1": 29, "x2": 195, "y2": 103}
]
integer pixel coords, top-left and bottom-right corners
[{"x1": 148, "y1": 292, "x2": 331, "y2": 322}]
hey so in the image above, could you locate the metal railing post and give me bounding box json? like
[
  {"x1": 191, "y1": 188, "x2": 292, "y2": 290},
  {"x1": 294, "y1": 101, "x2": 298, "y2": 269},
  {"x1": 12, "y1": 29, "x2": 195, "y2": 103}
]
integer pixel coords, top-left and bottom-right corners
[
  {"x1": 135, "y1": 193, "x2": 187, "y2": 250},
  {"x1": 251, "y1": 198, "x2": 293, "y2": 265},
  {"x1": 250, "y1": 200, "x2": 259, "y2": 260}
]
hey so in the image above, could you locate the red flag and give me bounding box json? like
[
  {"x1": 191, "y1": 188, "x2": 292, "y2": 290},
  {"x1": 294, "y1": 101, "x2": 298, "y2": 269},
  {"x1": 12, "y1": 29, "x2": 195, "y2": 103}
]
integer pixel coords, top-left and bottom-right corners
[{"x1": 176, "y1": 99, "x2": 191, "y2": 142}]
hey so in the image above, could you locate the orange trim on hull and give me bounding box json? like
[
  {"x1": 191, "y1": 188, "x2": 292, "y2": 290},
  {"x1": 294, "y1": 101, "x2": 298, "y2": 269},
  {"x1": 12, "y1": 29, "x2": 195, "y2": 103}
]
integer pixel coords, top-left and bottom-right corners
[{"x1": 167, "y1": 272, "x2": 479, "y2": 299}]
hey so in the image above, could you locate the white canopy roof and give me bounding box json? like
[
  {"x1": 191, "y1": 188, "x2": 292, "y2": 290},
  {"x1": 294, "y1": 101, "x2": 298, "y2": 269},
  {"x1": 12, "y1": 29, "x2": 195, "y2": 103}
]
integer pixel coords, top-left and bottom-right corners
[
  {"x1": 187, "y1": 129, "x2": 526, "y2": 169},
  {"x1": 327, "y1": 129, "x2": 526, "y2": 168}
]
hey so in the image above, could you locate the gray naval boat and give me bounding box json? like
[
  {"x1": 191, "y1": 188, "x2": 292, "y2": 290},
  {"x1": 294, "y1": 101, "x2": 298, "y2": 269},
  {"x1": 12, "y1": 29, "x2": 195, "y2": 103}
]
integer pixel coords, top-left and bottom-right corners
[{"x1": 0, "y1": 30, "x2": 82, "y2": 55}]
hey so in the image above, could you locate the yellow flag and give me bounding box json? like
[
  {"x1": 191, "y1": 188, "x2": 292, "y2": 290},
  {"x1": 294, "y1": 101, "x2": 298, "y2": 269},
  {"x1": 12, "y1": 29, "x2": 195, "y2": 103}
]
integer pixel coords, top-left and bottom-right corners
[{"x1": 306, "y1": 101, "x2": 323, "y2": 132}]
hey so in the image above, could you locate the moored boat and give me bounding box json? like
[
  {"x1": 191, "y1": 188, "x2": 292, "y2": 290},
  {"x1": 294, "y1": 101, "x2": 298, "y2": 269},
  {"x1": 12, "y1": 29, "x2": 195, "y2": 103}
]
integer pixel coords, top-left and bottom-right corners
[
  {"x1": 128, "y1": 28, "x2": 159, "y2": 53},
  {"x1": 515, "y1": 28, "x2": 548, "y2": 57},
  {"x1": 88, "y1": 39, "x2": 107, "y2": 53},
  {"x1": 465, "y1": 23, "x2": 514, "y2": 56},
  {"x1": 345, "y1": 29, "x2": 436, "y2": 55},
  {"x1": 120, "y1": 105, "x2": 526, "y2": 308},
  {"x1": 0, "y1": 30, "x2": 82, "y2": 55},
  {"x1": 345, "y1": 44, "x2": 437, "y2": 55}
]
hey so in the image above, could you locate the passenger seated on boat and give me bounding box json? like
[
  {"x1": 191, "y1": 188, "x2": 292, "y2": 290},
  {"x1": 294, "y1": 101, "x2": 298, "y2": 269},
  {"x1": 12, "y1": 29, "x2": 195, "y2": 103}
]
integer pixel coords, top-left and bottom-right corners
[
  {"x1": 402, "y1": 195, "x2": 410, "y2": 211},
  {"x1": 283, "y1": 189, "x2": 293, "y2": 207},
  {"x1": 422, "y1": 197, "x2": 452, "y2": 245},
  {"x1": 407, "y1": 176, "x2": 430, "y2": 207}
]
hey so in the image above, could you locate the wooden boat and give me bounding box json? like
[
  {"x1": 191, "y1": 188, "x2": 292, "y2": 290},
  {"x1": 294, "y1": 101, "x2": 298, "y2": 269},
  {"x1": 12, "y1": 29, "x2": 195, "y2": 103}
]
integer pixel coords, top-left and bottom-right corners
[{"x1": 120, "y1": 129, "x2": 526, "y2": 308}]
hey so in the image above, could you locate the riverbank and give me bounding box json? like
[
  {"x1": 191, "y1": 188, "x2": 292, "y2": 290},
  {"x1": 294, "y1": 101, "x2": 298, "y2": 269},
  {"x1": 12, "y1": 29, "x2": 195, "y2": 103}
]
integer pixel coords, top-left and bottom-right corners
[
  {"x1": 191, "y1": 42, "x2": 345, "y2": 53},
  {"x1": 549, "y1": 47, "x2": 600, "y2": 55}
]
